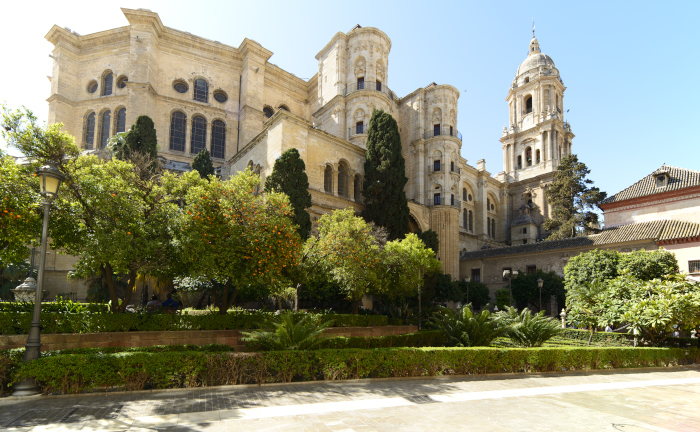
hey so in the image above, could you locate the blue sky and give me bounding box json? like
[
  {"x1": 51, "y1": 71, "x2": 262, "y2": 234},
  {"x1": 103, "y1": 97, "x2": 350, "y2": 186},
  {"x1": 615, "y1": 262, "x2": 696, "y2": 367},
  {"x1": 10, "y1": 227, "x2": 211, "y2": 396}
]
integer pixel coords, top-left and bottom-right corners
[{"x1": 1, "y1": 0, "x2": 698, "y2": 198}]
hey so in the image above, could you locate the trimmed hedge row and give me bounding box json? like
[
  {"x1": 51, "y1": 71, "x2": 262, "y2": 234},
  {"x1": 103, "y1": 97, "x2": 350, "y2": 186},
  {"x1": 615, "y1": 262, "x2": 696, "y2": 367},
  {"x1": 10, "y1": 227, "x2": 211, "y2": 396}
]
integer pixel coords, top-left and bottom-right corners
[
  {"x1": 318, "y1": 331, "x2": 445, "y2": 349},
  {"x1": 0, "y1": 312, "x2": 394, "y2": 335},
  {"x1": 561, "y1": 329, "x2": 700, "y2": 348},
  {"x1": 4, "y1": 346, "x2": 698, "y2": 395}
]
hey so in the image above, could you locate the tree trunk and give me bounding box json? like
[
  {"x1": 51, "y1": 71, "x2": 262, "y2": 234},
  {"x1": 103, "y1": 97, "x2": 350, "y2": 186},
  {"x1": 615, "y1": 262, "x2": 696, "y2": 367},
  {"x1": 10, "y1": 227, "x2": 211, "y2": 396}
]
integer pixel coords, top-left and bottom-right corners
[
  {"x1": 587, "y1": 328, "x2": 594, "y2": 346},
  {"x1": 121, "y1": 269, "x2": 137, "y2": 312},
  {"x1": 353, "y1": 300, "x2": 359, "y2": 315},
  {"x1": 101, "y1": 263, "x2": 120, "y2": 313},
  {"x1": 140, "y1": 280, "x2": 148, "y2": 306},
  {"x1": 294, "y1": 283, "x2": 301, "y2": 311}
]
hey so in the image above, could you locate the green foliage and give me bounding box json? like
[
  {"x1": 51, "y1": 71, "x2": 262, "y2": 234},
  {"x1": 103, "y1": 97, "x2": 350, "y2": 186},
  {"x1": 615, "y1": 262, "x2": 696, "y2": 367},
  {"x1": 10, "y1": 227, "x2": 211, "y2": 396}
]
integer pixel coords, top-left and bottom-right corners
[
  {"x1": 383, "y1": 233, "x2": 441, "y2": 298},
  {"x1": 191, "y1": 149, "x2": 215, "y2": 179},
  {"x1": 178, "y1": 169, "x2": 301, "y2": 314},
  {"x1": 5, "y1": 346, "x2": 697, "y2": 394},
  {"x1": 0, "y1": 310, "x2": 390, "y2": 335},
  {"x1": 465, "y1": 281, "x2": 491, "y2": 310},
  {"x1": 241, "y1": 313, "x2": 333, "y2": 351},
  {"x1": 430, "y1": 306, "x2": 507, "y2": 347},
  {"x1": 415, "y1": 229, "x2": 439, "y2": 254},
  {"x1": 618, "y1": 249, "x2": 680, "y2": 280},
  {"x1": 543, "y1": 154, "x2": 606, "y2": 239},
  {"x1": 112, "y1": 115, "x2": 158, "y2": 162},
  {"x1": 264, "y1": 148, "x2": 312, "y2": 240},
  {"x1": 319, "y1": 331, "x2": 445, "y2": 349},
  {"x1": 495, "y1": 288, "x2": 510, "y2": 310},
  {"x1": 0, "y1": 300, "x2": 108, "y2": 313},
  {"x1": 434, "y1": 274, "x2": 463, "y2": 303},
  {"x1": 564, "y1": 249, "x2": 621, "y2": 291},
  {"x1": 361, "y1": 110, "x2": 409, "y2": 240},
  {"x1": 494, "y1": 307, "x2": 563, "y2": 347},
  {"x1": 511, "y1": 270, "x2": 565, "y2": 312}
]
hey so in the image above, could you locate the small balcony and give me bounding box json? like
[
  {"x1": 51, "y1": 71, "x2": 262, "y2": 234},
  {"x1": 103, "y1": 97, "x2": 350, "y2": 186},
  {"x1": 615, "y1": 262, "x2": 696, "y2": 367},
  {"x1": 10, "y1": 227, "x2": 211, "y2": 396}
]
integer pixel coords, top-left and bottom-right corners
[
  {"x1": 348, "y1": 124, "x2": 366, "y2": 138},
  {"x1": 424, "y1": 127, "x2": 462, "y2": 141},
  {"x1": 344, "y1": 80, "x2": 396, "y2": 101},
  {"x1": 428, "y1": 164, "x2": 444, "y2": 173},
  {"x1": 523, "y1": 107, "x2": 533, "y2": 115},
  {"x1": 428, "y1": 196, "x2": 461, "y2": 208}
]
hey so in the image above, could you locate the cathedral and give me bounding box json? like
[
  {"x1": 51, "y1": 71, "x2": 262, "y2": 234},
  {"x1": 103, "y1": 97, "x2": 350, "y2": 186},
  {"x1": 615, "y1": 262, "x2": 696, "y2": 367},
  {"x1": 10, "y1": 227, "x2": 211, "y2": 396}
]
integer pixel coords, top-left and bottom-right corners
[{"x1": 46, "y1": 8, "x2": 574, "y2": 280}]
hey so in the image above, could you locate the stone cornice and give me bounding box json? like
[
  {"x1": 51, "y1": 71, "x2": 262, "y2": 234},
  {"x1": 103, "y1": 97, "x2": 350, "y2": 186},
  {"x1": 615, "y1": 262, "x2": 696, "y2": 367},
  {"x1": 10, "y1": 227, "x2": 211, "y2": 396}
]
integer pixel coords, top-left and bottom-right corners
[
  {"x1": 161, "y1": 30, "x2": 240, "y2": 61},
  {"x1": 238, "y1": 38, "x2": 273, "y2": 63},
  {"x1": 423, "y1": 84, "x2": 460, "y2": 100},
  {"x1": 312, "y1": 94, "x2": 344, "y2": 118},
  {"x1": 121, "y1": 8, "x2": 165, "y2": 38},
  {"x1": 315, "y1": 32, "x2": 347, "y2": 60}
]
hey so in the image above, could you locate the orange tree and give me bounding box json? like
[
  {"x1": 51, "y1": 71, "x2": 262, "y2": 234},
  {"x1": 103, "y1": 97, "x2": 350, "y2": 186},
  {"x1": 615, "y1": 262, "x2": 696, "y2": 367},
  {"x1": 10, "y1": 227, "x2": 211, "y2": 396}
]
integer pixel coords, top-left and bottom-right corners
[
  {"x1": 177, "y1": 169, "x2": 301, "y2": 314},
  {"x1": 311, "y1": 208, "x2": 385, "y2": 314}
]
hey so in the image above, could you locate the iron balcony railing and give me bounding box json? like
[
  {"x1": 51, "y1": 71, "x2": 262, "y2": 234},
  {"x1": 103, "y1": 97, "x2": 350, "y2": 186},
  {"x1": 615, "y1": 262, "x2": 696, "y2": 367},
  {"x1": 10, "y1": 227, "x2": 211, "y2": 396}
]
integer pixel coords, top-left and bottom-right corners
[
  {"x1": 344, "y1": 80, "x2": 396, "y2": 100},
  {"x1": 429, "y1": 164, "x2": 443, "y2": 173},
  {"x1": 428, "y1": 196, "x2": 461, "y2": 208},
  {"x1": 451, "y1": 166, "x2": 461, "y2": 174},
  {"x1": 424, "y1": 127, "x2": 463, "y2": 141}
]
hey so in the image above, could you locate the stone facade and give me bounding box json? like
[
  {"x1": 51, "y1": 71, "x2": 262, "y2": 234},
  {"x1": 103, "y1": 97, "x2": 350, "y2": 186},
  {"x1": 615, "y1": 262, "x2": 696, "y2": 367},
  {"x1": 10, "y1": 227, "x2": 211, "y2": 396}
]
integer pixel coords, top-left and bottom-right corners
[{"x1": 46, "y1": 9, "x2": 573, "y2": 281}]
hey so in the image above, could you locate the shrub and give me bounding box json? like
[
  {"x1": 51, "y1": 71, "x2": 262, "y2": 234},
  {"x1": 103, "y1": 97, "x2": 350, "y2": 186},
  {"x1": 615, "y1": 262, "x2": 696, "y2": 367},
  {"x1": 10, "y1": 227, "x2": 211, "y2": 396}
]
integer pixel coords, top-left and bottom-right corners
[
  {"x1": 498, "y1": 307, "x2": 563, "y2": 347},
  {"x1": 430, "y1": 306, "x2": 507, "y2": 347},
  {"x1": 241, "y1": 313, "x2": 333, "y2": 351},
  {"x1": 319, "y1": 331, "x2": 445, "y2": 349},
  {"x1": 5, "y1": 346, "x2": 698, "y2": 395},
  {"x1": 0, "y1": 311, "x2": 391, "y2": 335}
]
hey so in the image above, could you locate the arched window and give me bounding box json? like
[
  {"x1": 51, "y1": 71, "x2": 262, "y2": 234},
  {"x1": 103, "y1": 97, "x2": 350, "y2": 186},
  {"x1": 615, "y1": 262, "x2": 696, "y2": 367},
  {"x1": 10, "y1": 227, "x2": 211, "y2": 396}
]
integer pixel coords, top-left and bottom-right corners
[
  {"x1": 211, "y1": 120, "x2": 226, "y2": 159},
  {"x1": 535, "y1": 149, "x2": 541, "y2": 164},
  {"x1": 462, "y1": 188, "x2": 467, "y2": 201},
  {"x1": 169, "y1": 111, "x2": 186, "y2": 151},
  {"x1": 263, "y1": 106, "x2": 274, "y2": 118},
  {"x1": 84, "y1": 112, "x2": 96, "y2": 149},
  {"x1": 102, "y1": 72, "x2": 113, "y2": 96},
  {"x1": 526, "y1": 147, "x2": 532, "y2": 166},
  {"x1": 524, "y1": 76, "x2": 530, "y2": 84},
  {"x1": 517, "y1": 155, "x2": 523, "y2": 169},
  {"x1": 278, "y1": 105, "x2": 289, "y2": 112},
  {"x1": 491, "y1": 219, "x2": 496, "y2": 239},
  {"x1": 468, "y1": 210, "x2": 473, "y2": 232},
  {"x1": 487, "y1": 217, "x2": 491, "y2": 236},
  {"x1": 115, "y1": 108, "x2": 126, "y2": 133},
  {"x1": 99, "y1": 110, "x2": 111, "y2": 149},
  {"x1": 462, "y1": 209, "x2": 467, "y2": 228},
  {"x1": 193, "y1": 79, "x2": 208, "y2": 103},
  {"x1": 524, "y1": 96, "x2": 532, "y2": 114},
  {"x1": 487, "y1": 198, "x2": 491, "y2": 210},
  {"x1": 190, "y1": 116, "x2": 207, "y2": 154},
  {"x1": 324, "y1": 165, "x2": 333, "y2": 193},
  {"x1": 354, "y1": 175, "x2": 362, "y2": 203},
  {"x1": 338, "y1": 164, "x2": 349, "y2": 198}
]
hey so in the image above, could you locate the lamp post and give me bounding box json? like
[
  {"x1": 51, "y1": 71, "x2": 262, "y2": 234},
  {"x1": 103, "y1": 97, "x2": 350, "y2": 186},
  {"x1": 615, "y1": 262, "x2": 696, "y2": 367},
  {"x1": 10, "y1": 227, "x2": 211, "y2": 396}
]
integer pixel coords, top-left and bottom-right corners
[
  {"x1": 503, "y1": 269, "x2": 518, "y2": 308},
  {"x1": 13, "y1": 163, "x2": 64, "y2": 396},
  {"x1": 537, "y1": 278, "x2": 544, "y2": 312}
]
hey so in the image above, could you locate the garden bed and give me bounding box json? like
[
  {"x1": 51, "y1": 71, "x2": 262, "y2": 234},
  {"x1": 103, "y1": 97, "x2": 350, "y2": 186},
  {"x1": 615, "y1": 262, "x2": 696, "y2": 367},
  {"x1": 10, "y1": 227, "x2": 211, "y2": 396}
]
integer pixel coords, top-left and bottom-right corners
[{"x1": 2, "y1": 346, "x2": 697, "y2": 396}]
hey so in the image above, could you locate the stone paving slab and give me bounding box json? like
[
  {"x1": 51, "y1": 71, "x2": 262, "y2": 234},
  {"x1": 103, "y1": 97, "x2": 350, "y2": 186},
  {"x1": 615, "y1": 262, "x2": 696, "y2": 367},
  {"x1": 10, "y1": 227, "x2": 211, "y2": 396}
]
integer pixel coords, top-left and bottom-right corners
[{"x1": 0, "y1": 367, "x2": 699, "y2": 431}]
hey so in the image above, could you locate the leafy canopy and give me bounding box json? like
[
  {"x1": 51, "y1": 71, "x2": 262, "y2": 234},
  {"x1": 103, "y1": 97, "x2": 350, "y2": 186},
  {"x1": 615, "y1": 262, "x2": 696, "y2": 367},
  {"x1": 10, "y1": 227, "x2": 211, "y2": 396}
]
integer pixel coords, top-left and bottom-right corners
[
  {"x1": 177, "y1": 168, "x2": 301, "y2": 314},
  {"x1": 543, "y1": 154, "x2": 606, "y2": 239},
  {"x1": 361, "y1": 109, "x2": 410, "y2": 240},
  {"x1": 112, "y1": 115, "x2": 158, "y2": 162},
  {"x1": 264, "y1": 148, "x2": 312, "y2": 239},
  {"x1": 191, "y1": 149, "x2": 215, "y2": 179}
]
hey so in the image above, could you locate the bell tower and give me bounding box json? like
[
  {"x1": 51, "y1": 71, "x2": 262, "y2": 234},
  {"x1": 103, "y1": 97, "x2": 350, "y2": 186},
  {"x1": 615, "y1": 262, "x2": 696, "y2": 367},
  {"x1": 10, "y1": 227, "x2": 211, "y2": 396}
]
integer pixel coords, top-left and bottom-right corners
[{"x1": 500, "y1": 30, "x2": 574, "y2": 183}]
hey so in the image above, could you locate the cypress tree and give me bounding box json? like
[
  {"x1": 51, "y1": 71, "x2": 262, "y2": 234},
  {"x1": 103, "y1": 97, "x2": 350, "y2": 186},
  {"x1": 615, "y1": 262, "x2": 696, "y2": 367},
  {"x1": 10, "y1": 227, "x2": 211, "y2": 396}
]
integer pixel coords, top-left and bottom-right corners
[
  {"x1": 361, "y1": 109, "x2": 409, "y2": 240},
  {"x1": 415, "y1": 229, "x2": 439, "y2": 254},
  {"x1": 264, "y1": 148, "x2": 312, "y2": 239},
  {"x1": 113, "y1": 115, "x2": 158, "y2": 161},
  {"x1": 192, "y1": 149, "x2": 215, "y2": 179}
]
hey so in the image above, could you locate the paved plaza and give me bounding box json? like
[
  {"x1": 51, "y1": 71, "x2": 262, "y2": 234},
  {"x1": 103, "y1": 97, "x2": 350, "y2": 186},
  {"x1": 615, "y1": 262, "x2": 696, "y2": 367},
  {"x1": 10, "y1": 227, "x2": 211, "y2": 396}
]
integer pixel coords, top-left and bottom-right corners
[{"x1": 1, "y1": 367, "x2": 699, "y2": 431}]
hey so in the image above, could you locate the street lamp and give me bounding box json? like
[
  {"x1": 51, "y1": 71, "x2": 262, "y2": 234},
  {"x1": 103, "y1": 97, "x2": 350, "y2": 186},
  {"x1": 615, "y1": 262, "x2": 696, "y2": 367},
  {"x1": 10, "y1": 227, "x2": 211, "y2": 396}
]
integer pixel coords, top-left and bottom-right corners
[
  {"x1": 13, "y1": 163, "x2": 64, "y2": 396},
  {"x1": 560, "y1": 308, "x2": 567, "y2": 329},
  {"x1": 503, "y1": 269, "x2": 518, "y2": 308},
  {"x1": 537, "y1": 278, "x2": 544, "y2": 312}
]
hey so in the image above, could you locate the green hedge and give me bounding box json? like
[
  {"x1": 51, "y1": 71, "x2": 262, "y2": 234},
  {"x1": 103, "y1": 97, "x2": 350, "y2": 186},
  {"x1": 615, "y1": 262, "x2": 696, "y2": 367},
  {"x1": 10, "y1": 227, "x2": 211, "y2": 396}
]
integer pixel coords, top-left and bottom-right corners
[
  {"x1": 0, "y1": 312, "x2": 392, "y2": 335},
  {"x1": 4, "y1": 346, "x2": 697, "y2": 395},
  {"x1": 0, "y1": 301, "x2": 109, "y2": 314},
  {"x1": 561, "y1": 329, "x2": 635, "y2": 346},
  {"x1": 320, "y1": 331, "x2": 445, "y2": 349}
]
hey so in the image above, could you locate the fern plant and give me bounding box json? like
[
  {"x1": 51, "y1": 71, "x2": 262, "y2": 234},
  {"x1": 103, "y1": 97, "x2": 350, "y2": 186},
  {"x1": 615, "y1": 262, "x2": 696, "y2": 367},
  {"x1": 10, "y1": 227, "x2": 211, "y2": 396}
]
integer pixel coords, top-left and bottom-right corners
[
  {"x1": 240, "y1": 313, "x2": 333, "y2": 351},
  {"x1": 430, "y1": 305, "x2": 507, "y2": 347},
  {"x1": 499, "y1": 307, "x2": 563, "y2": 347}
]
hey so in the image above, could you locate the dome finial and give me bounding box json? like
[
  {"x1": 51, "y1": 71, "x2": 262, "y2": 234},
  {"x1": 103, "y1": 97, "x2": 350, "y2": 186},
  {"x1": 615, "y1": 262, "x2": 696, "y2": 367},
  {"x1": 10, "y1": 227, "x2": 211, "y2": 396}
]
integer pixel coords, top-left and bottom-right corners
[{"x1": 532, "y1": 20, "x2": 535, "y2": 38}]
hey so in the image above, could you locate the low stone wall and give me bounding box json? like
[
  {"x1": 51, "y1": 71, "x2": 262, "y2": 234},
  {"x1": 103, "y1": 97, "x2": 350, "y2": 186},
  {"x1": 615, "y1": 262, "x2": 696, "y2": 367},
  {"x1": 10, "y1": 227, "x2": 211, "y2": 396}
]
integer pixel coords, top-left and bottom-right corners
[{"x1": 0, "y1": 325, "x2": 417, "y2": 352}]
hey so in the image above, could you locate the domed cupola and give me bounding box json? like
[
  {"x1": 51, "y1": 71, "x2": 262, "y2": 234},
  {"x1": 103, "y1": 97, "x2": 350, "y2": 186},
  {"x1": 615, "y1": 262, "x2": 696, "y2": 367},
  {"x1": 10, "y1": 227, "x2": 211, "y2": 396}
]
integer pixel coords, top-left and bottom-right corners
[{"x1": 513, "y1": 33, "x2": 558, "y2": 86}]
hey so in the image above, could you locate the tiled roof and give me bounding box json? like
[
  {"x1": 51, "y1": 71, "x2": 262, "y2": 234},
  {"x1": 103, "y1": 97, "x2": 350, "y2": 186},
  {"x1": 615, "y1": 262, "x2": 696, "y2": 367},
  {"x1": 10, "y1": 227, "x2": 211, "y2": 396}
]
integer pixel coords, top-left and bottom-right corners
[
  {"x1": 460, "y1": 219, "x2": 700, "y2": 260},
  {"x1": 601, "y1": 164, "x2": 700, "y2": 204}
]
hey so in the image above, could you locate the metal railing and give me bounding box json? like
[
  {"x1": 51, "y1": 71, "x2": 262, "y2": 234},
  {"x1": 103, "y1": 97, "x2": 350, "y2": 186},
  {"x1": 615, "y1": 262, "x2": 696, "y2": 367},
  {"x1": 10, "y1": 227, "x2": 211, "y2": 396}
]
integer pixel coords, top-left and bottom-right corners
[
  {"x1": 451, "y1": 166, "x2": 461, "y2": 174},
  {"x1": 424, "y1": 127, "x2": 463, "y2": 141},
  {"x1": 556, "y1": 107, "x2": 562, "y2": 114},
  {"x1": 428, "y1": 164, "x2": 443, "y2": 173},
  {"x1": 344, "y1": 80, "x2": 396, "y2": 100},
  {"x1": 428, "y1": 196, "x2": 461, "y2": 208}
]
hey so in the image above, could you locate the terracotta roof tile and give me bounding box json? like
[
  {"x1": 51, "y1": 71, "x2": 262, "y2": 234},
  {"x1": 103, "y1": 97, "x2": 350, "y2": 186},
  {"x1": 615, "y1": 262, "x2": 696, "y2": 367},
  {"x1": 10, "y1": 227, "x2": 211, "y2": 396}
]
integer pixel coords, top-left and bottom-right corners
[
  {"x1": 601, "y1": 165, "x2": 700, "y2": 204},
  {"x1": 460, "y1": 219, "x2": 700, "y2": 260}
]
